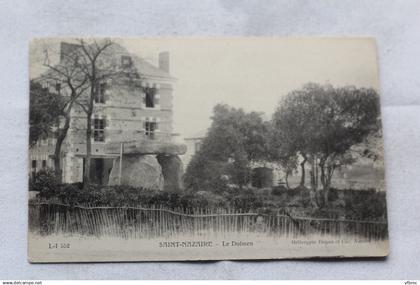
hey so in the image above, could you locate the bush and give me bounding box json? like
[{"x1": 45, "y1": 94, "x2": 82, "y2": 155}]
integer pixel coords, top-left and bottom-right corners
[
  {"x1": 271, "y1": 185, "x2": 288, "y2": 196},
  {"x1": 343, "y1": 188, "x2": 387, "y2": 219},
  {"x1": 227, "y1": 192, "x2": 264, "y2": 211},
  {"x1": 32, "y1": 178, "x2": 388, "y2": 220}
]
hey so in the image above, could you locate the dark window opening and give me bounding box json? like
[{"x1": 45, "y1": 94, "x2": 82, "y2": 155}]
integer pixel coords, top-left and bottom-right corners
[
  {"x1": 31, "y1": 160, "x2": 37, "y2": 177},
  {"x1": 93, "y1": 118, "x2": 105, "y2": 142},
  {"x1": 145, "y1": 121, "x2": 157, "y2": 140},
  {"x1": 145, "y1": 88, "x2": 156, "y2": 108},
  {"x1": 95, "y1": 82, "x2": 107, "y2": 104},
  {"x1": 85, "y1": 158, "x2": 114, "y2": 185},
  {"x1": 42, "y1": 160, "x2": 47, "y2": 168},
  {"x1": 55, "y1": 82, "x2": 61, "y2": 94}
]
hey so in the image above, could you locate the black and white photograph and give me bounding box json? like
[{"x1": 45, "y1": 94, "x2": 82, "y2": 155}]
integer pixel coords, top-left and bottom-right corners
[{"x1": 28, "y1": 37, "x2": 388, "y2": 262}]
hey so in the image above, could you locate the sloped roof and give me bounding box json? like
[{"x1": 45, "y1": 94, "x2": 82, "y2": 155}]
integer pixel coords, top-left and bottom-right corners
[
  {"x1": 109, "y1": 43, "x2": 174, "y2": 80},
  {"x1": 55, "y1": 42, "x2": 174, "y2": 81},
  {"x1": 131, "y1": 55, "x2": 174, "y2": 80}
]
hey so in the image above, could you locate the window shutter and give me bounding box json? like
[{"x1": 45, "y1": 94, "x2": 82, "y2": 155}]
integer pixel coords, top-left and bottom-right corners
[
  {"x1": 154, "y1": 93, "x2": 160, "y2": 106},
  {"x1": 141, "y1": 93, "x2": 146, "y2": 106}
]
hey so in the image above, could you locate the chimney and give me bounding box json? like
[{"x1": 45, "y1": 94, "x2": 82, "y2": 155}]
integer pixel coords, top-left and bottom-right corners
[{"x1": 158, "y1": 51, "x2": 170, "y2": 73}]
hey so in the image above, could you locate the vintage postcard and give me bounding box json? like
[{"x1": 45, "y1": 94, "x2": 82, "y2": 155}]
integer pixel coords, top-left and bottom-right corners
[{"x1": 28, "y1": 38, "x2": 388, "y2": 262}]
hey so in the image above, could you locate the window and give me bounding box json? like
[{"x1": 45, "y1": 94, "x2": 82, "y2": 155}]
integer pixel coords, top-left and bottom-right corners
[
  {"x1": 145, "y1": 121, "x2": 157, "y2": 140},
  {"x1": 42, "y1": 160, "x2": 47, "y2": 169},
  {"x1": 95, "y1": 82, "x2": 107, "y2": 104},
  {"x1": 31, "y1": 160, "x2": 37, "y2": 177},
  {"x1": 42, "y1": 81, "x2": 50, "y2": 89},
  {"x1": 121, "y1": 55, "x2": 132, "y2": 68},
  {"x1": 55, "y1": 82, "x2": 61, "y2": 94},
  {"x1": 93, "y1": 118, "x2": 105, "y2": 142},
  {"x1": 144, "y1": 87, "x2": 156, "y2": 108}
]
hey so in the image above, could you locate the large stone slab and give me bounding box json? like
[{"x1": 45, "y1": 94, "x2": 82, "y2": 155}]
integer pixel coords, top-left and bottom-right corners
[
  {"x1": 108, "y1": 154, "x2": 164, "y2": 190},
  {"x1": 157, "y1": 154, "x2": 184, "y2": 192},
  {"x1": 105, "y1": 141, "x2": 187, "y2": 155}
]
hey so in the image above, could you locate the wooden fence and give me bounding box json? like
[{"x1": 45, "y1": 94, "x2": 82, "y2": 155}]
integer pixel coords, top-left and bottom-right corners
[{"x1": 28, "y1": 202, "x2": 388, "y2": 240}]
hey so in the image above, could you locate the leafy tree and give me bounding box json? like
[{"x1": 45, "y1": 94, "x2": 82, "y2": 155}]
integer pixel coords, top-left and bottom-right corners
[
  {"x1": 271, "y1": 93, "x2": 310, "y2": 188},
  {"x1": 272, "y1": 83, "x2": 380, "y2": 206},
  {"x1": 184, "y1": 104, "x2": 270, "y2": 191},
  {"x1": 29, "y1": 81, "x2": 64, "y2": 146}
]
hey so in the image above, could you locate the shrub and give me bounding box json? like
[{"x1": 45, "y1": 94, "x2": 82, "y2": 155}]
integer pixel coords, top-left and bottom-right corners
[
  {"x1": 227, "y1": 192, "x2": 264, "y2": 211},
  {"x1": 271, "y1": 185, "x2": 288, "y2": 196},
  {"x1": 29, "y1": 168, "x2": 60, "y2": 195}
]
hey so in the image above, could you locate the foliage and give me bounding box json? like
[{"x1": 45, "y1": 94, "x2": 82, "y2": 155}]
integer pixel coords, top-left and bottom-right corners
[
  {"x1": 29, "y1": 81, "x2": 64, "y2": 146},
  {"x1": 184, "y1": 104, "x2": 270, "y2": 191},
  {"x1": 271, "y1": 185, "x2": 289, "y2": 196},
  {"x1": 29, "y1": 168, "x2": 60, "y2": 194},
  {"x1": 33, "y1": 182, "x2": 387, "y2": 221}
]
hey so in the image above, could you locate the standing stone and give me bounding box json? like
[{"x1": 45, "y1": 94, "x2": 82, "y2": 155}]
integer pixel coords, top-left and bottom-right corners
[
  {"x1": 108, "y1": 154, "x2": 164, "y2": 190},
  {"x1": 157, "y1": 154, "x2": 184, "y2": 192}
]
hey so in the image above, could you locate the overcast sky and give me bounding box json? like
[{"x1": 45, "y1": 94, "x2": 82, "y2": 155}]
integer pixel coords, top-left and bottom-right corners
[{"x1": 31, "y1": 38, "x2": 380, "y2": 138}]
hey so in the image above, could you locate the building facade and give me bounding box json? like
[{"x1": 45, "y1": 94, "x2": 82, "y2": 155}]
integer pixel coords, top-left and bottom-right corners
[{"x1": 29, "y1": 42, "x2": 177, "y2": 185}]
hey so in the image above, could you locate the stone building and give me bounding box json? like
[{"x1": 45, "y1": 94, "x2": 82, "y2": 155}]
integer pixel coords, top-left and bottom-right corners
[{"x1": 29, "y1": 42, "x2": 185, "y2": 191}]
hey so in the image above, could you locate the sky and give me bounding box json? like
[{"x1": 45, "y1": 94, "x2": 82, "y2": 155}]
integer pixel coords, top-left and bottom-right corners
[{"x1": 30, "y1": 38, "x2": 380, "y2": 138}]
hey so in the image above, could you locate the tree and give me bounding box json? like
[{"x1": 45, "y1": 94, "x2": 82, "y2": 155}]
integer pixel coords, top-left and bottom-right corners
[
  {"x1": 42, "y1": 39, "x2": 140, "y2": 187},
  {"x1": 40, "y1": 47, "x2": 90, "y2": 182},
  {"x1": 279, "y1": 156, "x2": 298, "y2": 189},
  {"x1": 271, "y1": 95, "x2": 310, "y2": 188},
  {"x1": 272, "y1": 83, "x2": 380, "y2": 206},
  {"x1": 57, "y1": 39, "x2": 134, "y2": 187},
  {"x1": 184, "y1": 104, "x2": 270, "y2": 191},
  {"x1": 72, "y1": 39, "x2": 116, "y2": 187},
  {"x1": 29, "y1": 81, "x2": 64, "y2": 146}
]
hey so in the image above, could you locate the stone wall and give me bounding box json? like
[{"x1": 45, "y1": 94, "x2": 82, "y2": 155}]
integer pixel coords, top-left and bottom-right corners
[{"x1": 61, "y1": 77, "x2": 174, "y2": 183}]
